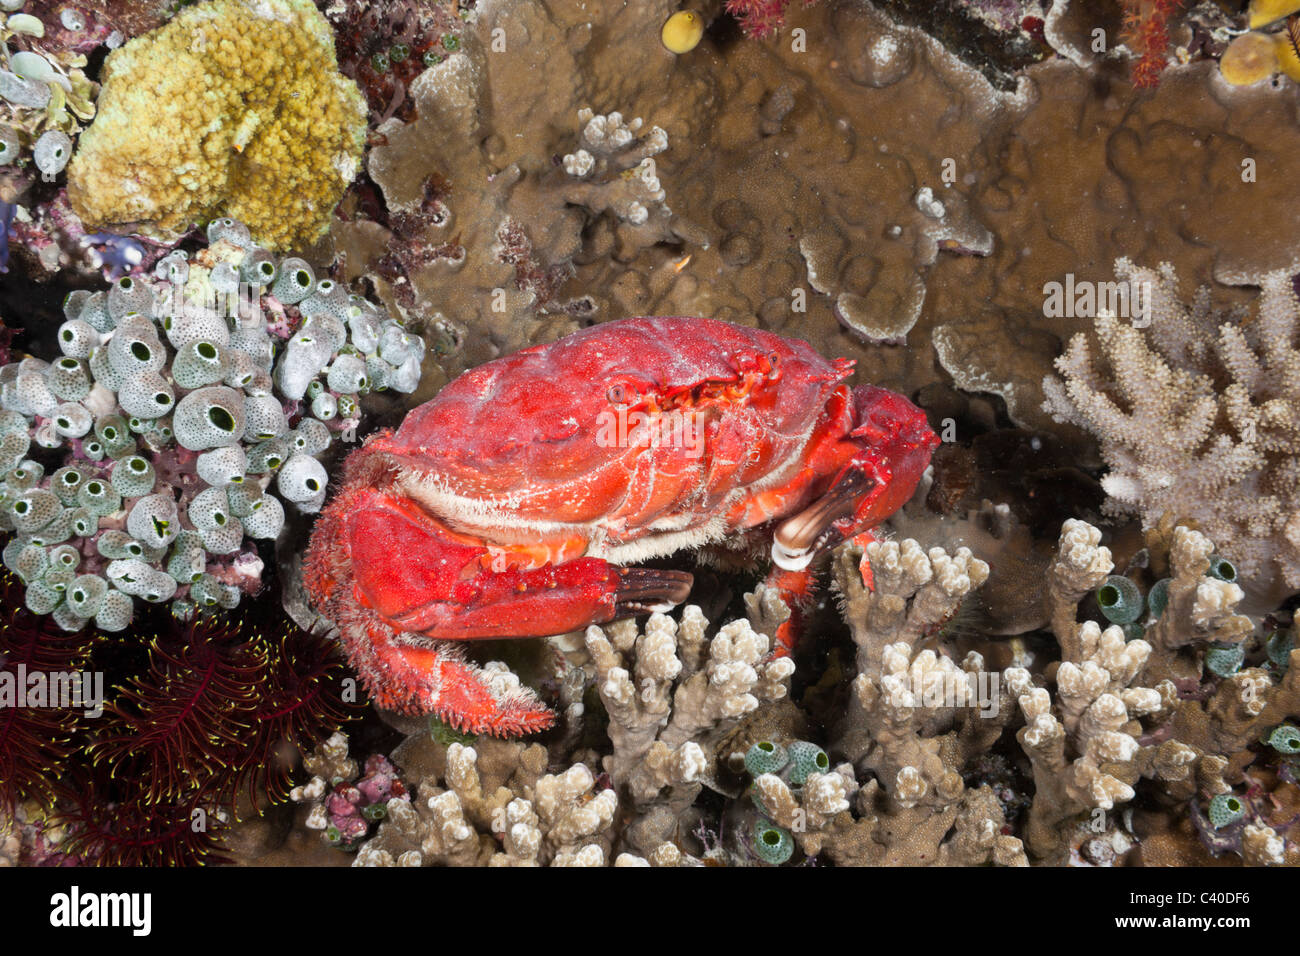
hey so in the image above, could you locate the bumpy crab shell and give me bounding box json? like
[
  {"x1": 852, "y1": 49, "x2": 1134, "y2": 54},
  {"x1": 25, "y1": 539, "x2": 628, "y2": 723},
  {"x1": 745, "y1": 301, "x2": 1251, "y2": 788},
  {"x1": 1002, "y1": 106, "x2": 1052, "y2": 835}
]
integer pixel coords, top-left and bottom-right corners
[{"x1": 372, "y1": 315, "x2": 855, "y2": 559}]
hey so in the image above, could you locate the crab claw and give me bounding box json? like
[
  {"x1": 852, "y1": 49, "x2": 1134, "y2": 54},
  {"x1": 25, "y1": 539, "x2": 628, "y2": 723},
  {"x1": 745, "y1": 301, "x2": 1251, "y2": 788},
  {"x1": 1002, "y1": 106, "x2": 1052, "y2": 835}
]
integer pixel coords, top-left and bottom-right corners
[
  {"x1": 613, "y1": 567, "x2": 695, "y2": 617},
  {"x1": 771, "y1": 385, "x2": 937, "y2": 572},
  {"x1": 344, "y1": 615, "x2": 557, "y2": 735}
]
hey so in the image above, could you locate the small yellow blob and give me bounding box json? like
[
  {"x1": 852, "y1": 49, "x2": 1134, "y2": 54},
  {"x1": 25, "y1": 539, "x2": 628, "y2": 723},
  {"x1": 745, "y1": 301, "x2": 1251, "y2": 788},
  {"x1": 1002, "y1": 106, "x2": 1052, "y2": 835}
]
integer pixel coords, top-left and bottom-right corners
[
  {"x1": 1220, "y1": 32, "x2": 1278, "y2": 85},
  {"x1": 1248, "y1": 0, "x2": 1300, "y2": 29},
  {"x1": 662, "y1": 11, "x2": 704, "y2": 54}
]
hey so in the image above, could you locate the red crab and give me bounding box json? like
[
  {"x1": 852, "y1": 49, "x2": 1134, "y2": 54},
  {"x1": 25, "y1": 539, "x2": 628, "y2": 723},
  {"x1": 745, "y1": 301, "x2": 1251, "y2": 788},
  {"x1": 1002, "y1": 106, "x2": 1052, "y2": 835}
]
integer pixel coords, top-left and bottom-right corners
[{"x1": 303, "y1": 316, "x2": 938, "y2": 735}]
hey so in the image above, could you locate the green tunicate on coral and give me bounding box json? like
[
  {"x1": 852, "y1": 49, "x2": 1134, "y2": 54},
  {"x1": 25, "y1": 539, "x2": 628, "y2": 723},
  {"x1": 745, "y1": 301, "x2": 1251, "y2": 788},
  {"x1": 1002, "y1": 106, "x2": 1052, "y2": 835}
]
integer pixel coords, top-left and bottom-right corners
[
  {"x1": 361, "y1": 802, "x2": 388, "y2": 822},
  {"x1": 1208, "y1": 793, "x2": 1246, "y2": 829},
  {"x1": 423, "y1": 51, "x2": 443, "y2": 67},
  {"x1": 1146, "y1": 577, "x2": 1170, "y2": 618},
  {"x1": 786, "y1": 740, "x2": 830, "y2": 785},
  {"x1": 429, "y1": 715, "x2": 476, "y2": 746},
  {"x1": 1207, "y1": 555, "x2": 1236, "y2": 583},
  {"x1": 752, "y1": 821, "x2": 793, "y2": 865},
  {"x1": 1096, "y1": 575, "x2": 1143, "y2": 625},
  {"x1": 1267, "y1": 724, "x2": 1300, "y2": 755},
  {"x1": 389, "y1": 43, "x2": 409, "y2": 63},
  {"x1": 1204, "y1": 642, "x2": 1245, "y2": 678},
  {"x1": 1266, "y1": 629, "x2": 1295, "y2": 671},
  {"x1": 442, "y1": 34, "x2": 460, "y2": 51},
  {"x1": 371, "y1": 51, "x2": 390, "y2": 73},
  {"x1": 744, "y1": 740, "x2": 788, "y2": 777}
]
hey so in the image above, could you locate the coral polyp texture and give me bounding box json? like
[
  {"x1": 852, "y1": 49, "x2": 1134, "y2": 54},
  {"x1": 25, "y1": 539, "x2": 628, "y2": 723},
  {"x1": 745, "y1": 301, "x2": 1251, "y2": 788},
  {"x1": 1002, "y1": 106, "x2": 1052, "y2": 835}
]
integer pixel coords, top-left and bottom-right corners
[
  {"x1": 64, "y1": 0, "x2": 366, "y2": 251},
  {"x1": 1043, "y1": 261, "x2": 1300, "y2": 608},
  {"x1": 0, "y1": 219, "x2": 425, "y2": 630}
]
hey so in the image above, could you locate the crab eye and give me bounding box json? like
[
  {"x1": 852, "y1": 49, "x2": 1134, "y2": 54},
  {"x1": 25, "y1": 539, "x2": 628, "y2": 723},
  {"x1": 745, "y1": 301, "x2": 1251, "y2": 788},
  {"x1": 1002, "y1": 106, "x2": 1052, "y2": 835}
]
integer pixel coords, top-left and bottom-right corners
[
  {"x1": 767, "y1": 351, "x2": 781, "y2": 378},
  {"x1": 607, "y1": 383, "x2": 631, "y2": 405}
]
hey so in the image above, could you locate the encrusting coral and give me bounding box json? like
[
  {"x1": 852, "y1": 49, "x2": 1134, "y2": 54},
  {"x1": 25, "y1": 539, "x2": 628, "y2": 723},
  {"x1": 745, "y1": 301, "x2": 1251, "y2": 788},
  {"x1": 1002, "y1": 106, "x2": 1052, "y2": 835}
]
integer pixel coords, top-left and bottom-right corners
[
  {"x1": 1043, "y1": 260, "x2": 1300, "y2": 609},
  {"x1": 65, "y1": 0, "x2": 366, "y2": 251}
]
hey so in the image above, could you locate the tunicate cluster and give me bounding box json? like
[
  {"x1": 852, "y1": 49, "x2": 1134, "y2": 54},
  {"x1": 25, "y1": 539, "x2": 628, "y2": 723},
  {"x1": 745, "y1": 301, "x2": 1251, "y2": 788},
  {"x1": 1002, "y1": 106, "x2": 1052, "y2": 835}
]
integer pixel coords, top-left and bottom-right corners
[
  {"x1": 0, "y1": 220, "x2": 426, "y2": 630},
  {"x1": 742, "y1": 738, "x2": 832, "y2": 866}
]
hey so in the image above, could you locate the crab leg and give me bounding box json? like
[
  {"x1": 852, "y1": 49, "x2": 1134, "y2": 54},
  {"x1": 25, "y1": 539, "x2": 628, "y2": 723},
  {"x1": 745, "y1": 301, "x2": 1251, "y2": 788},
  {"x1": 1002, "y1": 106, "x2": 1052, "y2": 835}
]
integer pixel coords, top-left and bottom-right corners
[{"x1": 334, "y1": 488, "x2": 693, "y2": 639}]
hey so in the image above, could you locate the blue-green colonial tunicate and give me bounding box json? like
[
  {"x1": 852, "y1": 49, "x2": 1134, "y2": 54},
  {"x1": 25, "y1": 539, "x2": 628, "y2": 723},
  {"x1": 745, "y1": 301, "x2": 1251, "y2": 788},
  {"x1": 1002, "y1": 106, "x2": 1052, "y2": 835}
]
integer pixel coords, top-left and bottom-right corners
[
  {"x1": 126, "y1": 493, "x2": 180, "y2": 549},
  {"x1": 164, "y1": 309, "x2": 230, "y2": 351},
  {"x1": 786, "y1": 740, "x2": 830, "y2": 785},
  {"x1": 47, "y1": 357, "x2": 92, "y2": 400},
  {"x1": 9, "y1": 488, "x2": 60, "y2": 533},
  {"x1": 51, "y1": 403, "x2": 92, "y2": 439},
  {"x1": 311, "y1": 392, "x2": 338, "y2": 421},
  {"x1": 107, "y1": 316, "x2": 165, "y2": 373},
  {"x1": 290, "y1": 418, "x2": 331, "y2": 457},
  {"x1": 271, "y1": 258, "x2": 315, "y2": 305},
  {"x1": 744, "y1": 741, "x2": 788, "y2": 777},
  {"x1": 276, "y1": 331, "x2": 333, "y2": 400},
  {"x1": 110, "y1": 455, "x2": 156, "y2": 498},
  {"x1": 1205, "y1": 642, "x2": 1245, "y2": 678},
  {"x1": 50, "y1": 465, "x2": 86, "y2": 506},
  {"x1": 226, "y1": 481, "x2": 264, "y2": 518},
  {"x1": 187, "y1": 485, "x2": 232, "y2": 533},
  {"x1": 95, "y1": 589, "x2": 133, "y2": 631},
  {"x1": 199, "y1": 522, "x2": 243, "y2": 555},
  {"x1": 174, "y1": 386, "x2": 246, "y2": 451},
  {"x1": 77, "y1": 477, "x2": 122, "y2": 517},
  {"x1": 106, "y1": 275, "x2": 154, "y2": 323},
  {"x1": 56, "y1": 320, "x2": 99, "y2": 360},
  {"x1": 239, "y1": 247, "x2": 277, "y2": 286},
  {"x1": 117, "y1": 371, "x2": 175, "y2": 420},
  {"x1": 223, "y1": 349, "x2": 260, "y2": 389},
  {"x1": 33, "y1": 129, "x2": 72, "y2": 176},
  {"x1": 196, "y1": 445, "x2": 247, "y2": 487},
  {"x1": 172, "y1": 340, "x2": 230, "y2": 389},
  {"x1": 165, "y1": 531, "x2": 206, "y2": 584},
  {"x1": 1147, "y1": 578, "x2": 1170, "y2": 618},
  {"x1": 96, "y1": 529, "x2": 144, "y2": 560},
  {"x1": 276, "y1": 453, "x2": 327, "y2": 503},
  {"x1": 1208, "y1": 793, "x2": 1245, "y2": 829},
  {"x1": 1096, "y1": 575, "x2": 1143, "y2": 625},
  {"x1": 67, "y1": 574, "x2": 108, "y2": 617},
  {"x1": 240, "y1": 492, "x2": 284, "y2": 539},
  {"x1": 752, "y1": 821, "x2": 794, "y2": 865},
  {"x1": 241, "y1": 395, "x2": 288, "y2": 442}
]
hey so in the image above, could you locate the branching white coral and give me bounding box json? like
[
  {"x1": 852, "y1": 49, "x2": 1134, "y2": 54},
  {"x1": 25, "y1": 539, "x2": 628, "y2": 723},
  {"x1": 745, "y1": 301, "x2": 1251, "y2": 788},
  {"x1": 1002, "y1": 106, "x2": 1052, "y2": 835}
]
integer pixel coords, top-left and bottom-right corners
[
  {"x1": 584, "y1": 604, "x2": 794, "y2": 806},
  {"x1": 1043, "y1": 260, "x2": 1300, "y2": 605},
  {"x1": 560, "y1": 108, "x2": 671, "y2": 231}
]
